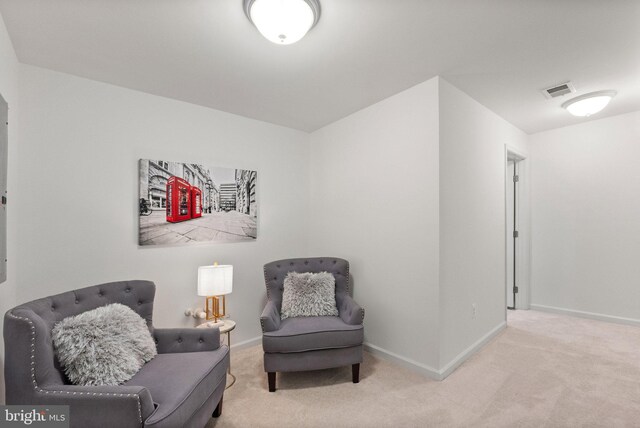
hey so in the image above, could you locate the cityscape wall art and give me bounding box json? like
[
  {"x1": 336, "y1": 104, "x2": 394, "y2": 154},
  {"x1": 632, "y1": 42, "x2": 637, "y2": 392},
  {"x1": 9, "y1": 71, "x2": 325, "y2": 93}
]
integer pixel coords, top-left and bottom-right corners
[{"x1": 138, "y1": 159, "x2": 257, "y2": 246}]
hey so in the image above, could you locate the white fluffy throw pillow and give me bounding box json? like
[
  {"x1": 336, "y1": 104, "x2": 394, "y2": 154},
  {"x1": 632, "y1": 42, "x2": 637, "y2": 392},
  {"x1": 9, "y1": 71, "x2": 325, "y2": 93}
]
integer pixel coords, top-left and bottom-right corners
[
  {"x1": 281, "y1": 271, "x2": 339, "y2": 320},
  {"x1": 52, "y1": 303, "x2": 157, "y2": 386}
]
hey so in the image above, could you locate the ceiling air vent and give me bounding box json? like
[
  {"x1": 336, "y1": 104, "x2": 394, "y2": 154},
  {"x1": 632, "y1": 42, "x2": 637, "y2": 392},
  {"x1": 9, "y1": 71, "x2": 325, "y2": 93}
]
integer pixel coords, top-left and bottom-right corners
[{"x1": 542, "y1": 82, "x2": 576, "y2": 99}]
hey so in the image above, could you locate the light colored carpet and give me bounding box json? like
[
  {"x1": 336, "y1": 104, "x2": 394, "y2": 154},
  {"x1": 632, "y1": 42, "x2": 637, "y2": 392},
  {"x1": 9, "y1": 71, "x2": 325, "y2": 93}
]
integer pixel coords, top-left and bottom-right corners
[{"x1": 208, "y1": 310, "x2": 640, "y2": 427}]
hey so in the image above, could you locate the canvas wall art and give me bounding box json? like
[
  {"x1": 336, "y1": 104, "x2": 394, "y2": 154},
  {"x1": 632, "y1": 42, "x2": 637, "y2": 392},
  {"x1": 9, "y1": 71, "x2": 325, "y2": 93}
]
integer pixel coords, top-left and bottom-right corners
[{"x1": 139, "y1": 159, "x2": 257, "y2": 246}]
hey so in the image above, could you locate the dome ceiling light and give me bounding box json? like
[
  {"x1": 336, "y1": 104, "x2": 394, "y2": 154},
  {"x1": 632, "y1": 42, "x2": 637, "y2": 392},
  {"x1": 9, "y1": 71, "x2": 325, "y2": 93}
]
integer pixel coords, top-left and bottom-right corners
[
  {"x1": 243, "y1": 0, "x2": 321, "y2": 45},
  {"x1": 561, "y1": 90, "x2": 617, "y2": 117}
]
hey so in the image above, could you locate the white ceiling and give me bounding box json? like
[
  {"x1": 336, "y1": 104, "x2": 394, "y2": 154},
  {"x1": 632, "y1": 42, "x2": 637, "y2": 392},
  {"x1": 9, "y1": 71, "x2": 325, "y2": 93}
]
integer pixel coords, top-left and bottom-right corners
[{"x1": 0, "y1": 0, "x2": 638, "y2": 134}]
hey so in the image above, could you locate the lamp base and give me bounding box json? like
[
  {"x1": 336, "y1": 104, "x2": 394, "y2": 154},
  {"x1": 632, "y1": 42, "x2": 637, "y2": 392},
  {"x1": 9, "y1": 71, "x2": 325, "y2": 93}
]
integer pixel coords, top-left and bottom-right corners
[
  {"x1": 204, "y1": 320, "x2": 226, "y2": 328},
  {"x1": 205, "y1": 295, "x2": 226, "y2": 322}
]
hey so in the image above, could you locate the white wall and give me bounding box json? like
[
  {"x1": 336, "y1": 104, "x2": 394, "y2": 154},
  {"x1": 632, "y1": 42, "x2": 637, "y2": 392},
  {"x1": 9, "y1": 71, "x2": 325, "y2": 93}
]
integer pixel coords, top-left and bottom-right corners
[
  {"x1": 15, "y1": 64, "x2": 311, "y2": 347},
  {"x1": 3, "y1": 6, "x2": 636, "y2": 396},
  {"x1": 6, "y1": 54, "x2": 529, "y2": 394},
  {"x1": 308, "y1": 77, "x2": 531, "y2": 377},
  {"x1": 308, "y1": 77, "x2": 441, "y2": 372},
  {"x1": 438, "y1": 79, "x2": 528, "y2": 369},
  {"x1": 530, "y1": 111, "x2": 640, "y2": 323},
  {"x1": 0, "y1": 11, "x2": 19, "y2": 404}
]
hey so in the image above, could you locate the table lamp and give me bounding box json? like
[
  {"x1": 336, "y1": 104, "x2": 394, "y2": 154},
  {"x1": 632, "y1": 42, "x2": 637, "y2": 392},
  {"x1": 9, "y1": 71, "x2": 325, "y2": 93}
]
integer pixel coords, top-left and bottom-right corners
[{"x1": 197, "y1": 263, "x2": 233, "y2": 326}]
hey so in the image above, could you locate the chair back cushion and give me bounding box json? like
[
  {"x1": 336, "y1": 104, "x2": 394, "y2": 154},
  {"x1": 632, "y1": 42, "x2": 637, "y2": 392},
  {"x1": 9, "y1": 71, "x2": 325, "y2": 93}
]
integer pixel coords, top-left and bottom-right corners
[
  {"x1": 263, "y1": 258, "x2": 349, "y2": 309},
  {"x1": 4, "y1": 280, "x2": 155, "y2": 399}
]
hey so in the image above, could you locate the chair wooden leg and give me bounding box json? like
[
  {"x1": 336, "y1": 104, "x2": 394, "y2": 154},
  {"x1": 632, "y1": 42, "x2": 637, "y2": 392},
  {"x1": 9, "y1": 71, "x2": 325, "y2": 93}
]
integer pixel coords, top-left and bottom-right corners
[
  {"x1": 352, "y1": 363, "x2": 360, "y2": 384},
  {"x1": 268, "y1": 372, "x2": 276, "y2": 392},
  {"x1": 213, "y1": 394, "x2": 223, "y2": 417}
]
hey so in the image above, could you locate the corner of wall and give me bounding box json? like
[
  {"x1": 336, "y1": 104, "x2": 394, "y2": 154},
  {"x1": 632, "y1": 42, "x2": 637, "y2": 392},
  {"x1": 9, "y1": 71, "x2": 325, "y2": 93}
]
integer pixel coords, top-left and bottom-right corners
[
  {"x1": 436, "y1": 78, "x2": 527, "y2": 377},
  {"x1": 307, "y1": 76, "x2": 442, "y2": 371}
]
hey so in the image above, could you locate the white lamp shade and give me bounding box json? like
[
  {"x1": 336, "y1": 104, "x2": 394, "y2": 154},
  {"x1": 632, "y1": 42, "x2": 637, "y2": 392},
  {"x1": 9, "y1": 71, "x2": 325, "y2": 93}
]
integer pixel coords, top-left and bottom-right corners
[
  {"x1": 562, "y1": 90, "x2": 617, "y2": 117},
  {"x1": 197, "y1": 265, "x2": 233, "y2": 296},
  {"x1": 248, "y1": 0, "x2": 318, "y2": 45}
]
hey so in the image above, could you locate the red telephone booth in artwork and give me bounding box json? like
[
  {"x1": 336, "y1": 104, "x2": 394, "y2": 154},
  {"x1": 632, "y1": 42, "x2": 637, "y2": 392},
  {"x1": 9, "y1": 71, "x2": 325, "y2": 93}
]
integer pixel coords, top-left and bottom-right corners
[
  {"x1": 191, "y1": 187, "x2": 202, "y2": 219},
  {"x1": 166, "y1": 176, "x2": 191, "y2": 223}
]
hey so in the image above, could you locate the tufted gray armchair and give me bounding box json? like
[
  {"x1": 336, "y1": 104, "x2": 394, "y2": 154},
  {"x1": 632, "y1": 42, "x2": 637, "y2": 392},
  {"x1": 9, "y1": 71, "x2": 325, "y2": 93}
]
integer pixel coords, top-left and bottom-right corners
[
  {"x1": 4, "y1": 280, "x2": 229, "y2": 428},
  {"x1": 261, "y1": 257, "x2": 364, "y2": 392}
]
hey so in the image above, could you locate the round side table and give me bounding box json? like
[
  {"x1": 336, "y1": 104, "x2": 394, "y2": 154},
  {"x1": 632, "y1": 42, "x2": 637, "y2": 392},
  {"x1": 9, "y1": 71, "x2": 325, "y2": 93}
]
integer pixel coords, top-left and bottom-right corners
[{"x1": 197, "y1": 319, "x2": 236, "y2": 389}]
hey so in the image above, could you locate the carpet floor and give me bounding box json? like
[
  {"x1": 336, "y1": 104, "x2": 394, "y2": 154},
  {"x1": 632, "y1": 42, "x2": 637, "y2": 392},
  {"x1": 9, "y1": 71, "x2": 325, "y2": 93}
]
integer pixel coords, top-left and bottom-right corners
[{"x1": 208, "y1": 310, "x2": 640, "y2": 427}]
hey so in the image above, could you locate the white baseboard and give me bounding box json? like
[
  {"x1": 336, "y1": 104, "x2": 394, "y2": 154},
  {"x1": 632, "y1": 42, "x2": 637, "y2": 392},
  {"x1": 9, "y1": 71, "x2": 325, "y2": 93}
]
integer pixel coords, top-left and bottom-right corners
[
  {"x1": 365, "y1": 321, "x2": 506, "y2": 382},
  {"x1": 530, "y1": 304, "x2": 640, "y2": 327},
  {"x1": 438, "y1": 321, "x2": 506, "y2": 379},
  {"x1": 230, "y1": 336, "x2": 261, "y2": 350},
  {"x1": 363, "y1": 342, "x2": 441, "y2": 380}
]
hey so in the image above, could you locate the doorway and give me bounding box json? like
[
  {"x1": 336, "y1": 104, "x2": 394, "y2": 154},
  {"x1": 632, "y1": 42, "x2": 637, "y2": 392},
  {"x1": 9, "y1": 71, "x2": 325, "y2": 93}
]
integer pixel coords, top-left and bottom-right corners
[
  {"x1": 506, "y1": 157, "x2": 519, "y2": 309},
  {"x1": 505, "y1": 147, "x2": 530, "y2": 312}
]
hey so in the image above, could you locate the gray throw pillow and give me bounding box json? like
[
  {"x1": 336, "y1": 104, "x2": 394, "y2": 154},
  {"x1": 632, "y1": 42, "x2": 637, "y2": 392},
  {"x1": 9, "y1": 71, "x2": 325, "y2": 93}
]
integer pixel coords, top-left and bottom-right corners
[
  {"x1": 281, "y1": 271, "x2": 339, "y2": 320},
  {"x1": 52, "y1": 303, "x2": 157, "y2": 386}
]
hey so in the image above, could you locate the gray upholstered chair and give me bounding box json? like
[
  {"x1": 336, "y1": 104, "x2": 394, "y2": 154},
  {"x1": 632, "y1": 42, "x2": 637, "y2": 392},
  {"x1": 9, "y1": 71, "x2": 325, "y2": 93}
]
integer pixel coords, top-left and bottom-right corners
[
  {"x1": 4, "y1": 280, "x2": 229, "y2": 428},
  {"x1": 260, "y1": 257, "x2": 364, "y2": 392}
]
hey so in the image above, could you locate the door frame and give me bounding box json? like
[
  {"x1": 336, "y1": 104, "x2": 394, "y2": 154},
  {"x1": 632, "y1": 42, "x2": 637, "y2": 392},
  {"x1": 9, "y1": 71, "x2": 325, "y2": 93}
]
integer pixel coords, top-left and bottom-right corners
[
  {"x1": 504, "y1": 145, "x2": 531, "y2": 314},
  {"x1": 0, "y1": 93, "x2": 7, "y2": 284}
]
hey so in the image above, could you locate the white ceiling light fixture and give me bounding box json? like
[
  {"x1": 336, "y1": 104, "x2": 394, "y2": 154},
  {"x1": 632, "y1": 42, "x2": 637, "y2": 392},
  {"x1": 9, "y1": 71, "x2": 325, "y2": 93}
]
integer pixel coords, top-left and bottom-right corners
[
  {"x1": 561, "y1": 90, "x2": 617, "y2": 117},
  {"x1": 243, "y1": 0, "x2": 321, "y2": 45}
]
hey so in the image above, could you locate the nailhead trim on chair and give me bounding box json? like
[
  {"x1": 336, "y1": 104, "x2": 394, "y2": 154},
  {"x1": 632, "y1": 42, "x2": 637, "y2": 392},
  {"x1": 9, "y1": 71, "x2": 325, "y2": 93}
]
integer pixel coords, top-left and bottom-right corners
[
  {"x1": 343, "y1": 263, "x2": 365, "y2": 324},
  {"x1": 7, "y1": 312, "x2": 143, "y2": 425},
  {"x1": 346, "y1": 262, "x2": 350, "y2": 293},
  {"x1": 263, "y1": 265, "x2": 271, "y2": 301}
]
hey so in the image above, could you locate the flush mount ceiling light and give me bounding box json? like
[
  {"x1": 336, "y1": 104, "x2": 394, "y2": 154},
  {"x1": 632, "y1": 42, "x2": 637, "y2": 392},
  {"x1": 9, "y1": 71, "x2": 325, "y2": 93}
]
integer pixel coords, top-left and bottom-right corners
[
  {"x1": 243, "y1": 0, "x2": 321, "y2": 45},
  {"x1": 561, "y1": 90, "x2": 617, "y2": 117}
]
